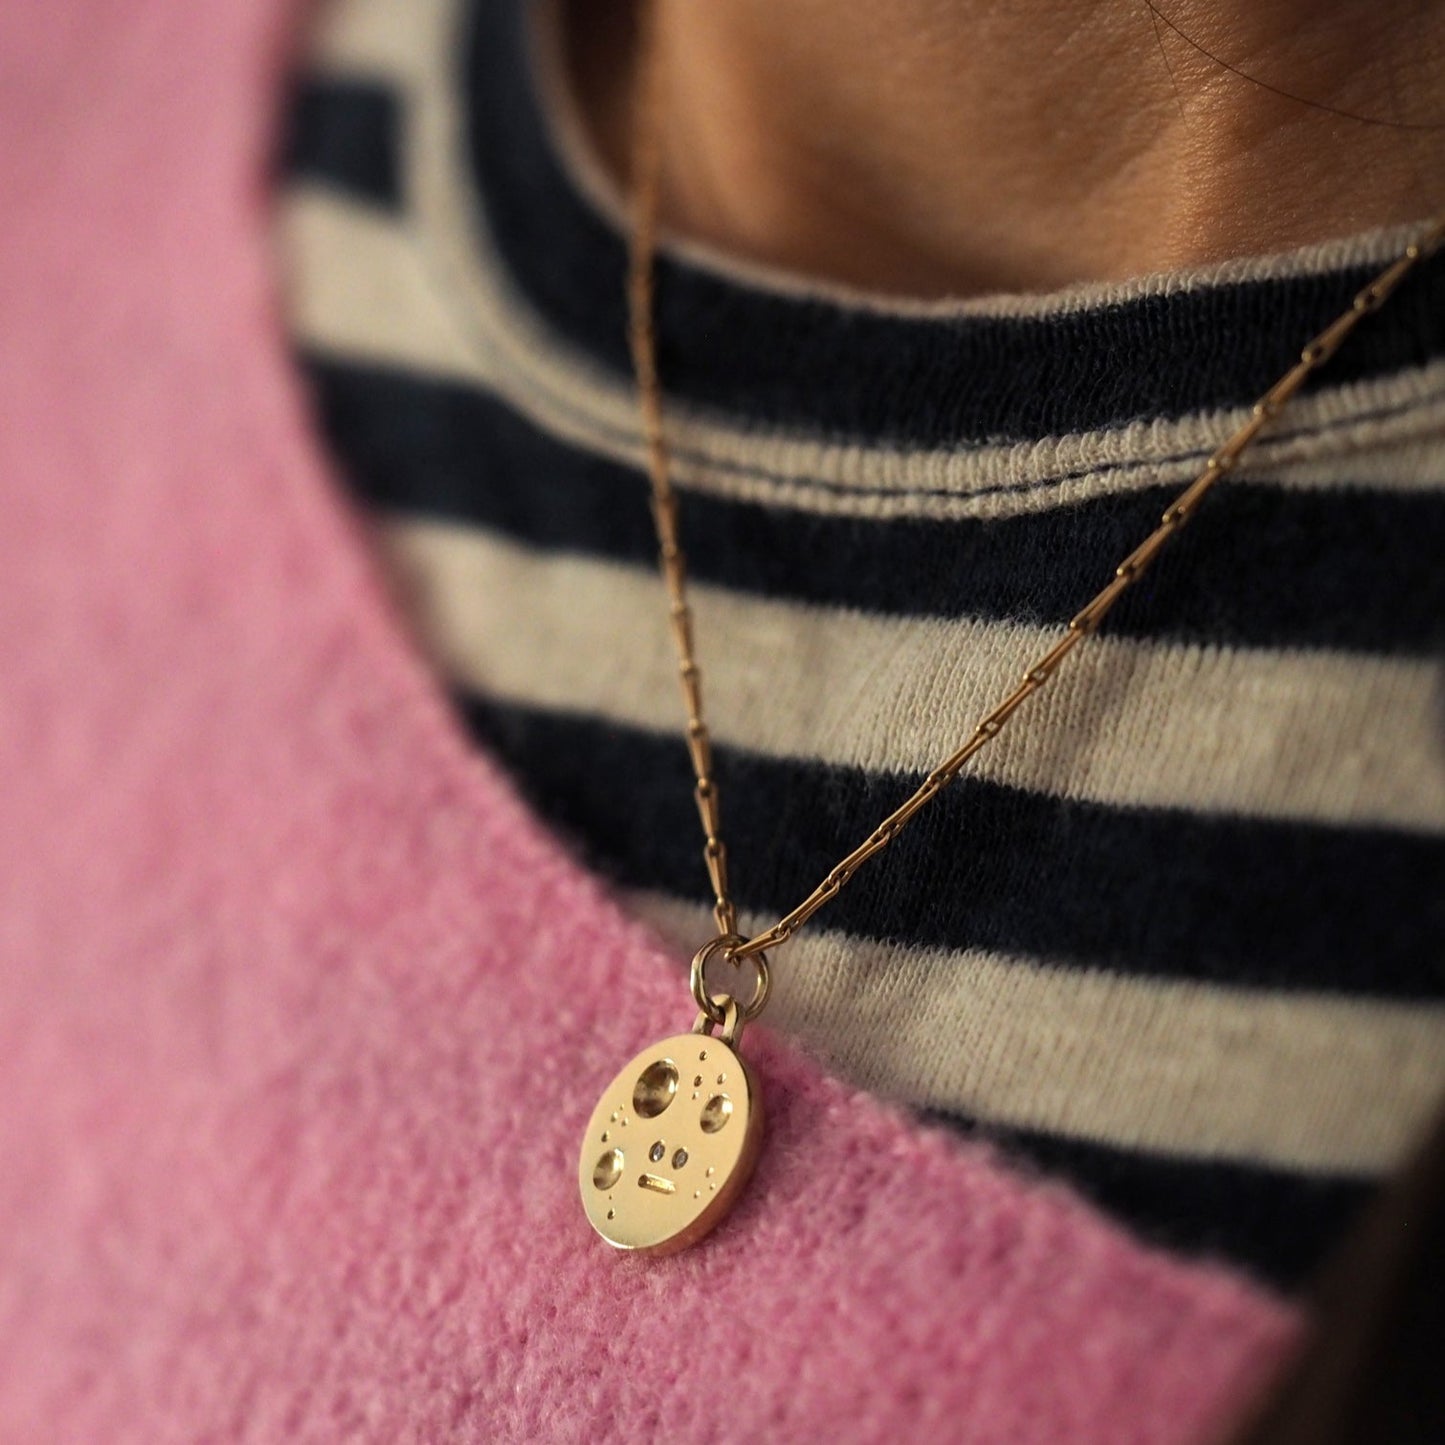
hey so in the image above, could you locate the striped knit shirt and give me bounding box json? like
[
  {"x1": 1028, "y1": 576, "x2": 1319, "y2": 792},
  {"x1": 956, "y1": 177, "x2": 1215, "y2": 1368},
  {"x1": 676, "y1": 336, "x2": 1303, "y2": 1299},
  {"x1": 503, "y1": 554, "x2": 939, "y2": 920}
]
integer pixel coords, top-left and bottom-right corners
[{"x1": 279, "y1": 0, "x2": 1445, "y2": 1290}]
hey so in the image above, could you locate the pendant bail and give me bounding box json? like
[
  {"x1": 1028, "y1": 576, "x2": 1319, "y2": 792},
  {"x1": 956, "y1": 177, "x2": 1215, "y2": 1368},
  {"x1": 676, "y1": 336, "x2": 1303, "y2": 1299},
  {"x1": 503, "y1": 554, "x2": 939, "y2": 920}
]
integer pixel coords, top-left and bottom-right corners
[
  {"x1": 690, "y1": 934, "x2": 771, "y2": 1029},
  {"x1": 692, "y1": 992, "x2": 745, "y2": 1049}
]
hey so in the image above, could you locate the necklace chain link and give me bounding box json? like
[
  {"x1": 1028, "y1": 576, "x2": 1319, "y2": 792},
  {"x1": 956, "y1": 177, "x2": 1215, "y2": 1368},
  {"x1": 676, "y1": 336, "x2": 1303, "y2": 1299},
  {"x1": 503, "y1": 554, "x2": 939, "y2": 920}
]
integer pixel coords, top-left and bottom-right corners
[{"x1": 627, "y1": 16, "x2": 1444, "y2": 977}]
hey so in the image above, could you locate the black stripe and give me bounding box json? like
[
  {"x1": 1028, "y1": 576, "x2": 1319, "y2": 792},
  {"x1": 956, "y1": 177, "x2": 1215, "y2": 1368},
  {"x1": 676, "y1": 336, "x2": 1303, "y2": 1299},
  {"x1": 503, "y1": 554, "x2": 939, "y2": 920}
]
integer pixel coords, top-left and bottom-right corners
[
  {"x1": 303, "y1": 354, "x2": 1445, "y2": 655},
  {"x1": 456, "y1": 1, "x2": 1445, "y2": 446},
  {"x1": 282, "y1": 79, "x2": 402, "y2": 209},
  {"x1": 459, "y1": 698, "x2": 1445, "y2": 998},
  {"x1": 926, "y1": 1111, "x2": 1375, "y2": 1291}
]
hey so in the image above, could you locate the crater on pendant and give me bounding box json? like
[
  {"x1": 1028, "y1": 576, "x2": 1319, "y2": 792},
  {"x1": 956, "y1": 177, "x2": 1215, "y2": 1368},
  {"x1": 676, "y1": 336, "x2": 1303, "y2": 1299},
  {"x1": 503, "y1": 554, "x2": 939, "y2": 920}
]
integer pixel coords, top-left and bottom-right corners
[
  {"x1": 633, "y1": 1059, "x2": 679, "y2": 1118},
  {"x1": 700, "y1": 1094, "x2": 732, "y2": 1134},
  {"x1": 592, "y1": 1148, "x2": 624, "y2": 1191}
]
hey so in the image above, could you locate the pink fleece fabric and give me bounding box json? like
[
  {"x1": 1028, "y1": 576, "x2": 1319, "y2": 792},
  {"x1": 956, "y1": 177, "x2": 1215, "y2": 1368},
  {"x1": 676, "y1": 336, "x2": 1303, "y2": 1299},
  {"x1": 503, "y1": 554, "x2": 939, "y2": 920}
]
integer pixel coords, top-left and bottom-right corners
[{"x1": 0, "y1": 2, "x2": 1300, "y2": 1440}]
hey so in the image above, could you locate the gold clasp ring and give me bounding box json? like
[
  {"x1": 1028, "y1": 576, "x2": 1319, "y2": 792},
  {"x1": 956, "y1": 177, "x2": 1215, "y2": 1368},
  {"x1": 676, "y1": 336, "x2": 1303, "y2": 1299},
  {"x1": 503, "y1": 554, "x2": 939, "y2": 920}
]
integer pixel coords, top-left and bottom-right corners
[{"x1": 689, "y1": 934, "x2": 771, "y2": 1035}]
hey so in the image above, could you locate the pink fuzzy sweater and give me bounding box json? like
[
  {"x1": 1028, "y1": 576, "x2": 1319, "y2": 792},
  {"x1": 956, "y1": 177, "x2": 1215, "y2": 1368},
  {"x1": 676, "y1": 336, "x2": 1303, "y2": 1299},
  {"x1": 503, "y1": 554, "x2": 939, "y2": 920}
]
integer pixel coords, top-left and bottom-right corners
[{"x1": 0, "y1": 1, "x2": 1299, "y2": 1439}]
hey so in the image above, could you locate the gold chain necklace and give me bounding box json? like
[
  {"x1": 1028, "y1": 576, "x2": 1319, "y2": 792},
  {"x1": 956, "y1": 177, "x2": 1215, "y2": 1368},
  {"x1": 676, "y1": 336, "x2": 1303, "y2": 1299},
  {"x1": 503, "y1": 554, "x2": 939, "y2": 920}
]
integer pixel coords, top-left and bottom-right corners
[{"x1": 577, "y1": 22, "x2": 1445, "y2": 1257}]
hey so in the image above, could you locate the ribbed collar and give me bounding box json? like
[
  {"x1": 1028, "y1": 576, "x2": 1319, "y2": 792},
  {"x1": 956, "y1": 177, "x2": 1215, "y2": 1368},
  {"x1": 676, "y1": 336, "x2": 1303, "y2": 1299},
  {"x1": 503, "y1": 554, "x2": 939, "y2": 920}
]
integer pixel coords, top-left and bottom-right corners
[{"x1": 463, "y1": 0, "x2": 1445, "y2": 447}]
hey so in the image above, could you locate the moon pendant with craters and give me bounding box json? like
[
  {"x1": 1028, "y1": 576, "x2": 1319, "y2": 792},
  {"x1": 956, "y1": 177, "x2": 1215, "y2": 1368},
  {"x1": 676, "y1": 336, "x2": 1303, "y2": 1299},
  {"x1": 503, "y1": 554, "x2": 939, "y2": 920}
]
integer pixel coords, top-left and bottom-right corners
[{"x1": 579, "y1": 1032, "x2": 763, "y2": 1255}]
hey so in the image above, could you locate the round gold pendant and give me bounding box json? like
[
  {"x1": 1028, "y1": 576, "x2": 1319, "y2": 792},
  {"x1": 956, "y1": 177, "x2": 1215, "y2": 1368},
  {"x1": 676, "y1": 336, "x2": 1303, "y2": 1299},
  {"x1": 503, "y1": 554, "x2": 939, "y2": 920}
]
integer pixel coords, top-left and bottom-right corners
[{"x1": 578, "y1": 1031, "x2": 763, "y2": 1255}]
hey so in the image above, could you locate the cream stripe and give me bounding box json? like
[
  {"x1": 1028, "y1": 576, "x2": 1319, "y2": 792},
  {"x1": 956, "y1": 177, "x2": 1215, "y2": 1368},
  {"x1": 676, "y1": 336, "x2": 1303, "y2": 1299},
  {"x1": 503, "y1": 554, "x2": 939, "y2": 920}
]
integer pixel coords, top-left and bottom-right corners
[
  {"x1": 303, "y1": 0, "x2": 435, "y2": 87},
  {"x1": 280, "y1": 191, "x2": 487, "y2": 379},
  {"x1": 282, "y1": 184, "x2": 1445, "y2": 524},
  {"x1": 631, "y1": 891, "x2": 1445, "y2": 1173},
  {"x1": 379, "y1": 517, "x2": 1445, "y2": 832}
]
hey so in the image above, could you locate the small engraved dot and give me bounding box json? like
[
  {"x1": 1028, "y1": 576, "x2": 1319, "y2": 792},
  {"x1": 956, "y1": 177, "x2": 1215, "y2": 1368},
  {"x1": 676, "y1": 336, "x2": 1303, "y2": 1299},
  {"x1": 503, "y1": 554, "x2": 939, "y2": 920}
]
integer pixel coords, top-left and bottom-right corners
[
  {"x1": 693, "y1": 1190, "x2": 701, "y2": 1200},
  {"x1": 606, "y1": 1209, "x2": 615, "y2": 1220},
  {"x1": 649, "y1": 1140, "x2": 665, "y2": 1163},
  {"x1": 716, "y1": 1073, "x2": 726, "y2": 1085},
  {"x1": 706, "y1": 1167, "x2": 715, "y2": 1177},
  {"x1": 709, "y1": 1183, "x2": 716, "y2": 1192},
  {"x1": 699, "y1": 1050, "x2": 708, "y2": 1061},
  {"x1": 693, "y1": 1075, "x2": 703, "y2": 1087}
]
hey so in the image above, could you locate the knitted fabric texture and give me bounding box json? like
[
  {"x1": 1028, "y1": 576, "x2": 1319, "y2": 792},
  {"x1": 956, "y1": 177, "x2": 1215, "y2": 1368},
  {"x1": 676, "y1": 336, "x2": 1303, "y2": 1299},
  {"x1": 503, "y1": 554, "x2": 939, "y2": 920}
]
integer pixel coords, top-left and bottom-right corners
[{"x1": 0, "y1": 1, "x2": 1299, "y2": 1440}]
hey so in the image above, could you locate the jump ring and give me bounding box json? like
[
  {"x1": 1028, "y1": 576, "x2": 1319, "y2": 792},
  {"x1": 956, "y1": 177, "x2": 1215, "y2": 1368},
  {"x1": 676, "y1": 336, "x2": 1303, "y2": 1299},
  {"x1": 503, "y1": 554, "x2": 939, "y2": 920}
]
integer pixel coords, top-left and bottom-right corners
[{"x1": 690, "y1": 934, "x2": 771, "y2": 1024}]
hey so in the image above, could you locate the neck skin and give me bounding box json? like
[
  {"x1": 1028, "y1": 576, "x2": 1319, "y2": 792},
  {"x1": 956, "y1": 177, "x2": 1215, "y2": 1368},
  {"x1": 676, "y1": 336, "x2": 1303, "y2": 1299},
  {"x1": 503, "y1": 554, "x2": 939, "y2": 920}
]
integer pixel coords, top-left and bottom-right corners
[{"x1": 564, "y1": 0, "x2": 1445, "y2": 297}]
